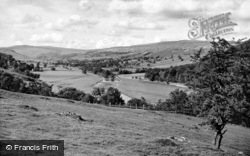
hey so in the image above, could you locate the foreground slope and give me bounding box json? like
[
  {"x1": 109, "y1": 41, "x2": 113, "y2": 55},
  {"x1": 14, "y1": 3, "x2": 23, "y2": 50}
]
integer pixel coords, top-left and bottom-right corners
[{"x1": 1, "y1": 89, "x2": 250, "y2": 156}]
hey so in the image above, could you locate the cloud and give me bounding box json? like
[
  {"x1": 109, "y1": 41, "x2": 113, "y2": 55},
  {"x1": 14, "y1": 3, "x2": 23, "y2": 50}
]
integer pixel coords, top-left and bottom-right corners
[
  {"x1": 45, "y1": 15, "x2": 98, "y2": 31},
  {"x1": 236, "y1": 0, "x2": 250, "y2": 20},
  {"x1": 4, "y1": 0, "x2": 52, "y2": 10},
  {"x1": 30, "y1": 33, "x2": 63, "y2": 43},
  {"x1": 108, "y1": 0, "x2": 142, "y2": 14},
  {"x1": 66, "y1": 40, "x2": 86, "y2": 49},
  {"x1": 95, "y1": 36, "x2": 145, "y2": 49},
  {"x1": 2, "y1": 14, "x2": 43, "y2": 29},
  {"x1": 105, "y1": 28, "x2": 129, "y2": 36},
  {"x1": 79, "y1": 0, "x2": 92, "y2": 10},
  {"x1": 21, "y1": 14, "x2": 42, "y2": 24},
  {"x1": 108, "y1": 0, "x2": 201, "y2": 18},
  {"x1": 115, "y1": 19, "x2": 166, "y2": 30},
  {"x1": 108, "y1": 0, "x2": 246, "y2": 19}
]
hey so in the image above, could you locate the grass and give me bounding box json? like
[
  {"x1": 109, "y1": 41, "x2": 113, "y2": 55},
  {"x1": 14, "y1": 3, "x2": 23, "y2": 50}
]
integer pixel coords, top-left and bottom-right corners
[
  {"x1": 35, "y1": 66, "x2": 102, "y2": 93},
  {"x1": 1, "y1": 89, "x2": 250, "y2": 156},
  {"x1": 118, "y1": 79, "x2": 186, "y2": 103},
  {"x1": 95, "y1": 78, "x2": 187, "y2": 103}
]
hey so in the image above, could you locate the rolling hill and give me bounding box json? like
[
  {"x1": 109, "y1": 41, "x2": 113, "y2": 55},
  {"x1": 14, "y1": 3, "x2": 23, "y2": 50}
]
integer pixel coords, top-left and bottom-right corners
[
  {"x1": 7, "y1": 45, "x2": 88, "y2": 59},
  {"x1": 0, "y1": 48, "x2": 30, "y2": 60},
  {"x1": 2, "y1": 40, "x2": 211, "y2": 60}
]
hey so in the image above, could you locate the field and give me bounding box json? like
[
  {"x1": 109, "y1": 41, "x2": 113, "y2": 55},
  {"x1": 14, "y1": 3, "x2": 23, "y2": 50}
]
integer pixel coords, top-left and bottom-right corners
[
  {"x1": 1, "y1": 89, "x2": 250, "y2": 156},
  {"x1": 119, "y1": 79, "x2": 187, "y2": 103},
  {"x1": 95, "y1": 74, "x2": 187, "y2": 103},
  {"x1": 35, "y1": 66, "x2": 102, "y2": 93}
]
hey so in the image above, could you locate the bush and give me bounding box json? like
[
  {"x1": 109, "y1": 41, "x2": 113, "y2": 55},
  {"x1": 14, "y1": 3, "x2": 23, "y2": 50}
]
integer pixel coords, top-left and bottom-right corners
[
  {"x1": 127, "y1": 98, "x2": 148, "y2": 107},
  {"x1": 82, "y1": 94, "x2": 95, "y2": 103},
  {"x1": 99, "y1": 87, "x2": 124, "y2": 105},
  {"x1": 58, "y1": 87, "x2": 85, "y2": 101}
]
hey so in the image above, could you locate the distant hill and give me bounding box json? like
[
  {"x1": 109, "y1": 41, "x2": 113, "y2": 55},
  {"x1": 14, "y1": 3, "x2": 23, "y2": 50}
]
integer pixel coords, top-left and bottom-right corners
[
  {"x1": 73, "y1": 40, "x2": 211, "y2": 60},
  {"x1": 7, "y1": 45, "x2": 88, "y2": 59},
  {"x1": 98, "y1": 40, "x2": 210, "y2": 53},
  {"x1": 0, "y1": 48, "x2": 30, "y2": 60},
  {"x1": 3, "y1": 40, "x2": 211, "y2": 60}
]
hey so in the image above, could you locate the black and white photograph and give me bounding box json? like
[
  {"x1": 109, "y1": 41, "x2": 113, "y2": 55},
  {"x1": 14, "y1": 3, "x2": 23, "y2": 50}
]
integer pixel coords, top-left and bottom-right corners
[{"x1": 0, "y1": 0, "x2": 249, "y2": 155}]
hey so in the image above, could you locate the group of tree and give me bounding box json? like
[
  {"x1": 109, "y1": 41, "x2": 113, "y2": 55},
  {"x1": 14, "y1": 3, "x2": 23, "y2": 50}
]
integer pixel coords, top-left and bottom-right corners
[
  {"x1": 135, "y1": 68, "x2": 146, "y2": 73},
  {"x1": 0, "y1": 52, "x2": 40, "y2": 79},
  {"x1": 0, "y1": 70, "x2": 53, "y2": 96},
  {"x1": 118, "y1": 69, "x2": 133, "y2": 74},
  {"x1": 58, "y1": 87, "x2": 125, "y2": 106},
  {"x1": 80, "y1": 66, "x2": 115, "y2": 80},
  {"x1": 58, "y1": 87, "x2": 95, "y2": 103},
  {"x1": 127, "y1": 97, "x2": 151, "y2": 108},
  {"x1": 145, "y1": 64, "x2": 196, "y2": 83}
]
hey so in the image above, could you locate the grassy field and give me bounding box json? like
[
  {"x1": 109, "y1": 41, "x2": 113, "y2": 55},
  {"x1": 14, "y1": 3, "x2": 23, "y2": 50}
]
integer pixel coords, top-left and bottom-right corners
[
  {"x1": 95, "y1": 77, "x2": 187, "y2": 104},
  {"x1": 1, "y1": 89, "x2": 249, "y2": 156},
  {"x1": 35, "y1": 66, "x2": 102, "y2": 93},
  {"x1": 117, "y1": 79, "x2": 187, "y2": 103}
]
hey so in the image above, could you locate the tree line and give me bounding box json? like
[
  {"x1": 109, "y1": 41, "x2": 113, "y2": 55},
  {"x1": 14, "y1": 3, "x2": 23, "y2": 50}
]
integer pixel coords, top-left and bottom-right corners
[{"x1": 0, "y1": 52, "x2": 40, "y2": 79}]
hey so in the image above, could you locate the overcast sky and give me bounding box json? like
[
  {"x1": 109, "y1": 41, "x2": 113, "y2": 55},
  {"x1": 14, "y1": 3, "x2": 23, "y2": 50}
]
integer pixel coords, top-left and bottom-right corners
[{"x1": 0, "y1": 0, "x2": 249, "y2": 49}]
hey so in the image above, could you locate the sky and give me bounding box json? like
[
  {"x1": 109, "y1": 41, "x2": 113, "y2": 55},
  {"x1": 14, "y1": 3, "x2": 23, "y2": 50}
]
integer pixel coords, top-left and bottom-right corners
[{"x1": 0, "y1": 0, "x2": 249, "y2": 49}]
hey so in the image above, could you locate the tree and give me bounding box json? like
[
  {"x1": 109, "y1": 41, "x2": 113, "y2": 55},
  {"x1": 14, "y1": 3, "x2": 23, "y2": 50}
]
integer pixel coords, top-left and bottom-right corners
[
  {"x1": 127, "y1": 97, "x2": 148, "y2": 108},
  {"x1": 81, "y1": 68, "x2": 87, "y2": 74},
  {"x1": 100, "y1": 87, "x2": 124, "y2": 105},
  {"x1": 92, "y1": 87, "x2": 101, "y2": 96},
  {"x1": 82, "y1": 94, "x2": 94, "y2": 103},
  {"x1": 169, "y1": 89, "x2": 188, "y2": 113},
  {"x1": 58, "y1": 87, "x2": 85, "y2": 101},
  {"x1": 189, "y1": 38, "x2": 250, "y2": 149},
  {"x1": 110, "y1": 74, "x2": 115, "y2": 81}
]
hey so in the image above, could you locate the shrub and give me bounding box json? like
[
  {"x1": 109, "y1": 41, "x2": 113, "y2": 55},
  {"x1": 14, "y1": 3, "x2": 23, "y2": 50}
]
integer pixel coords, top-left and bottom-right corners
[{"x1": 58, "y1": 87, "x2": 85, "y2": 101}]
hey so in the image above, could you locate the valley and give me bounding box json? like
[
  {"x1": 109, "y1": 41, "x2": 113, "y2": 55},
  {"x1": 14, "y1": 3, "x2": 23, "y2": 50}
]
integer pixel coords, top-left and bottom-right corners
[{"x1": 1, "y1": 38, "x2": 250, "y2": 156}]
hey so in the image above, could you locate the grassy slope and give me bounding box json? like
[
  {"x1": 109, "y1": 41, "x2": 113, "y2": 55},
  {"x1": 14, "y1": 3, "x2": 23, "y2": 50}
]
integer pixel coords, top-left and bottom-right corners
[{"x1": 1, "y1": 90, "x2": 249, "y2": 156}]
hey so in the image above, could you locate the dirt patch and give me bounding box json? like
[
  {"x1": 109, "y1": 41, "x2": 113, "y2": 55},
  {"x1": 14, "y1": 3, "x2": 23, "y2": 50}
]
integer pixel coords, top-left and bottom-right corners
[
  {"x1": 56, "y1": 112, "x2": 93, "y2": 122},
  {"x1": 39, "y1": 97, "x2": 51, "y2": 100},
  {"x1": 154, "y1": 138, "x2": 178, "y2": 146},
  {"x1": 18, "y1": 105, "x2": 38, "y2": 111},
  {"x1": 67, "y1": 100, "x2": 75, "y2": 103}
]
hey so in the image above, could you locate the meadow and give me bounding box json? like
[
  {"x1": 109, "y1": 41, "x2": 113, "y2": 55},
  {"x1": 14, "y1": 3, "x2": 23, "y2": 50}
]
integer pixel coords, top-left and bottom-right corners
[
  {"x1": 94, "y1": 74, "x2": 187, "y2": 104},
  {"x1": 35, "y1": 66, "x2": 102, "y2": 93}
]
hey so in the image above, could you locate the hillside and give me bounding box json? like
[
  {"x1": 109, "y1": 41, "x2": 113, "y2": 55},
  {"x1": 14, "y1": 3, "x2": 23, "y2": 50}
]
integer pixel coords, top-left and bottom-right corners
[
  {"x1": 72, "y1": 40, "x2": 211, "y2": 60},
  {"x1": 0, "y1": 48, "x2": 30, "y2": 60},
  {"x1": 4, "y1": 40, "x2": 211, "y2": 60},
  {"x1": 7, "y1": 45, "x2": 88, "y2": 59},
  {"x1": 1, "y1": 89, "x2": 250, "y2": 156}
]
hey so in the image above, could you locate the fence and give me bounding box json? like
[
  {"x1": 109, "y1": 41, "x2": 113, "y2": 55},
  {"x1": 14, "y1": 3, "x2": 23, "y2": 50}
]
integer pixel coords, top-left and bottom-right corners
[{"x1": 90, "y1": 102, "x2": 177, "y2": 113}]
